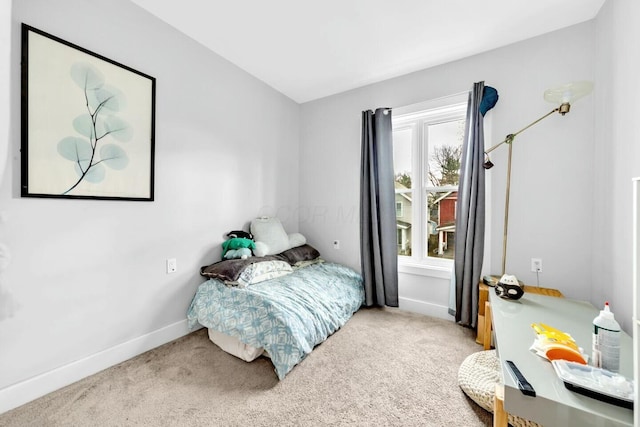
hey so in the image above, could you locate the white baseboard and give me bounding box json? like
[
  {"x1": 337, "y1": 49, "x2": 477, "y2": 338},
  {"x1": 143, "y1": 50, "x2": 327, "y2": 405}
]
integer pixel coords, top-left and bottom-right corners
[
  {"x1": 398, "y1": 296, "x2": 454, "y2": 321},
  {"x1": 0, "y1": 319, "x2": 194, "y2": 415}
]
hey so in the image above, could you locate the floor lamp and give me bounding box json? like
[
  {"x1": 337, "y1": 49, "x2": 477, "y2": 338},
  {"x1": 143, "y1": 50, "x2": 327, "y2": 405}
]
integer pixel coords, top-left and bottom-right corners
[{"x1": 482, "y1": 81, "x2": 593, "y2": 286}]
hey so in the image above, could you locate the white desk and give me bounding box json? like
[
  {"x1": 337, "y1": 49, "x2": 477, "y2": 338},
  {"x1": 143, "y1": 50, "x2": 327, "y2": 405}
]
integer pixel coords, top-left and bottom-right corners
[{"x1": 489, "y1": 290, "x2": 633, "y2": 426}]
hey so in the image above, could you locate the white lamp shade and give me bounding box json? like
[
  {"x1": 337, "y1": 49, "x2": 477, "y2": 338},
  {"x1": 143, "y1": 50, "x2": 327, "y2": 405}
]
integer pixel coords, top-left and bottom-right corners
[{"x1": 543, "y1": 81, "x2": 594, "y2": 105}]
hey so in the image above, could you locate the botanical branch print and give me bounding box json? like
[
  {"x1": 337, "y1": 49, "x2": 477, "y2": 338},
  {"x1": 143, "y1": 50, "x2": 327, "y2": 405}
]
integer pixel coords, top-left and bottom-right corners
[
  {"x1": 57, "y1": 62, "x2": 132, "y2": 195},
  {"x1": 22, "y1": 24, "x2": 155, "y2": 200}
]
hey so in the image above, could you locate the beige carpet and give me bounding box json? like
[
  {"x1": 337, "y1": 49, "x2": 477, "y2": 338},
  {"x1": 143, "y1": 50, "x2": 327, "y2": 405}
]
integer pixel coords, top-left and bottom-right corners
[{"x1": 0, "y1": 307, "x2": 492, "y2": 426}]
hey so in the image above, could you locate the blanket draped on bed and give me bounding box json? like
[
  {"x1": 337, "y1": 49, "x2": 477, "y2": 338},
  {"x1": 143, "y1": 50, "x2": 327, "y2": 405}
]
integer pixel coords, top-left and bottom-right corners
[{"x1": 187, "y1": 262, "x2": 364, "y2": 379}]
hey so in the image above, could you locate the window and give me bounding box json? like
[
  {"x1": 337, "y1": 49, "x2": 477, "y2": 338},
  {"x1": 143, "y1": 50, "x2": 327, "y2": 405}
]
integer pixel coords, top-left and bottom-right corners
[
  {"x1": 392, "y1": 98, "x2": 467, "y2": 267},
  {"x1": 395, "y1": 201, "x2": 403, "y2": 217}
]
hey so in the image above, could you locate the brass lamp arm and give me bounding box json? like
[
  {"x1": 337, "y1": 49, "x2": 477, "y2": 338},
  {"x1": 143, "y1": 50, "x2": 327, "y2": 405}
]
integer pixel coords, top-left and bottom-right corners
[{"x1": 485, "y1": 107, "x2": 560, "y2": 154}]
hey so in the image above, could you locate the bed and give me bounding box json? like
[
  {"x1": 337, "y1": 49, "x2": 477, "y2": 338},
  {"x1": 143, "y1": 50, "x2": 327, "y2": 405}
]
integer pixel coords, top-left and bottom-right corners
[{"x1": 187, "y1": 253, "x2": 364, "y2": 380}]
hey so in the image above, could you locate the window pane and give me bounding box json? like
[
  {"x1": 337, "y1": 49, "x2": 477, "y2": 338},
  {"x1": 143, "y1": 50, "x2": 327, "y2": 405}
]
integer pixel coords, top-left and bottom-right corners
[
  {"x1": 393, "y1": 127, "x2": 413, "y2": 256},
  {"x1": 393, "y1": 127, "x2": 413, "y2": 189},
  {"x1": 395, "y1": 191, "x2": 412, "y2": 256},
  {"x1": 426, "y1": 190, "x2": 457, "y2": 259},
  {"x1": 425, "y1": 120, "x2": 462, "y2": 260},
  {"x1": 426, "y1": 120, "x2": 464, "y2": 187}
]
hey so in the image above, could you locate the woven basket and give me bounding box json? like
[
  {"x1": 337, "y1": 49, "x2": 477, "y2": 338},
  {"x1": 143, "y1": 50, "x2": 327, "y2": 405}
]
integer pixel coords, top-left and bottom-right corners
[{"x1": 458, "y1": 350, "x2": 541, "y2": 427}]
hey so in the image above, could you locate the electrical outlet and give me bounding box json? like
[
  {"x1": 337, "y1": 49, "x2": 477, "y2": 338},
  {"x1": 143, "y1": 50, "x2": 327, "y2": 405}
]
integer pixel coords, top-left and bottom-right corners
[
  {"x1": 333, "y1": 240, "x2": 340, "y2": 250},
  {"x1": 531, "y1": 258, "x2": 542, "y2": 273},
  {"x1": 167, "y1": 258, "x2": 177, "y2": 274}
]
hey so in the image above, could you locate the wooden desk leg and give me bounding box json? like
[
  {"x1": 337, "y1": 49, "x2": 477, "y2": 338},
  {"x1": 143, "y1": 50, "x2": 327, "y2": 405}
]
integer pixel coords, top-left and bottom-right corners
[
  {"x1": 493, "y1": 383, "x2": 508, "y2": 427},
  {"x1": 483, "y1": 301, "x2": 492, "y2": 350},
  {"x1": 477, "y1": 283, "x2": 489, "y2": 344}
]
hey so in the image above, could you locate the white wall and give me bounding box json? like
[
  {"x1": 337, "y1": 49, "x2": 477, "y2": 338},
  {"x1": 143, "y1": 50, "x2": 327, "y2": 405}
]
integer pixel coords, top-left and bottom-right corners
[
  {"x1": 0, "y1": 0, "x2": 299, "y2": 412},
  {"x1": 592, "y1": 1, "x2": 640, "y2": 332},
  {"x1": 0, "y1": 1, "x2": 8, "y2": 182},
  {"x1": 299, "y1": 23, "x2": 596, "y2": 318},
  {"x1": 0, "y1": 0, "x2": 11, "y2": 326}
]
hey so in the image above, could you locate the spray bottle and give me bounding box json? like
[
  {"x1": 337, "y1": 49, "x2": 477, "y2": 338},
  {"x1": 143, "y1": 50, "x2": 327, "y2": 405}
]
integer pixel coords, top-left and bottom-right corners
[{"x1": 592, "y1": 301, "x2": 621, "y2": 372}]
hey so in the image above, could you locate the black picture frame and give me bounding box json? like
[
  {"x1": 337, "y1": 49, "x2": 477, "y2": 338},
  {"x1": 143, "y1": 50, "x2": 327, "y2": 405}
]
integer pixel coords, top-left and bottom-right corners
[{"x1": 21, "y1": 24, "x2": 156, "y2": 201}]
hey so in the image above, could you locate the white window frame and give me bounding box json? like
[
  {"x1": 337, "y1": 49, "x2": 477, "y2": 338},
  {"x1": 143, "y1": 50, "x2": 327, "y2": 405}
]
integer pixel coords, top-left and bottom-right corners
[{"x1": 392, "y1": 94, "x2": 468, "y2": 275}]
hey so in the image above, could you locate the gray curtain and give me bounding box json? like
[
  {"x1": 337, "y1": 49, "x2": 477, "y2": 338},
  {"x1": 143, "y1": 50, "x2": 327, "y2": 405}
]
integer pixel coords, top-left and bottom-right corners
[
  {"x1": 360, "y1": 108, "x2": 398, "y2": 307},
  {"x1": 452, "y1": 82, "x2": 487, "y2": 327}
]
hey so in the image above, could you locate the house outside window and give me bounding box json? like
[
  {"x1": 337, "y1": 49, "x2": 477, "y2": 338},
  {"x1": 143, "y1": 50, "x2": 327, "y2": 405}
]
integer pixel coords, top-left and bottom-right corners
[
  {"x1": 392, "y1": 99, "x2": 466, "y2": 268},
  {"x1": 396, "y1": 201, "x2": 403, "y2": 217}
]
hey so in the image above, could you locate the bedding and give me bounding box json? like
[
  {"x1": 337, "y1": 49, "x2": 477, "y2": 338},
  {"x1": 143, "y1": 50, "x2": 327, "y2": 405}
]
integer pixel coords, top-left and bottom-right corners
[
  {"x1": 233, "y1": 260, "x2": 292, "y2": 287},
  {"x1": 200, "y1": 256, "x2": 291, "y2": 287},
  {"x1": 187, "y1": 261, "x2": 364, "y2": 379},
  {"x1": 290, "y1": 258, "x2": 325, "y2": 269},
  {"x1": 275, "y1": 244, "x2": 321, "y2": 264}
]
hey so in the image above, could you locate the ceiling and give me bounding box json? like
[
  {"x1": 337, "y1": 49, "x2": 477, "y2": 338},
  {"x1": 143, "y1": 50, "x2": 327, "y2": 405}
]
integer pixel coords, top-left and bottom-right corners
[{"x1": 130, "y1": 0, "x2": 605, "y2": 104}]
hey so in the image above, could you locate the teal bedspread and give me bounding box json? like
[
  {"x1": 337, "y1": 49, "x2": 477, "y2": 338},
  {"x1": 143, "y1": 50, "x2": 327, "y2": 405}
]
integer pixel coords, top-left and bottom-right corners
[{"x1": 187, "y1": 262, "x2": 364, "y2": 379}]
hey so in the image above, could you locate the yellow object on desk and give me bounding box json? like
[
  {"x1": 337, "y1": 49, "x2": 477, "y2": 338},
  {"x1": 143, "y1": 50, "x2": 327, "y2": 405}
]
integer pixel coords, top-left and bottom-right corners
[
  {"x1": 531, "y1": 323, "x2": 581, "y2": 351},
  {"x1": 531, "y1": 322, "x2": 587, "y2": 364}
]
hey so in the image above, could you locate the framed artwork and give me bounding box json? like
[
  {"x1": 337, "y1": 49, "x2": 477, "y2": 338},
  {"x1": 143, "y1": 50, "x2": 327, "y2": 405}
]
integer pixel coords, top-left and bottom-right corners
[{"x1": 21, "y1": 24, "x2": 156, "y2": 201}]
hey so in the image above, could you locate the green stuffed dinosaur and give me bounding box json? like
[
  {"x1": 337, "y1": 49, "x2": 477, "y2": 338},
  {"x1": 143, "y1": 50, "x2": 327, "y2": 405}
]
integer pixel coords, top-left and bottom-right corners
[{"x1": 221, "y1": 237, "x2": 256, "y2": 259}]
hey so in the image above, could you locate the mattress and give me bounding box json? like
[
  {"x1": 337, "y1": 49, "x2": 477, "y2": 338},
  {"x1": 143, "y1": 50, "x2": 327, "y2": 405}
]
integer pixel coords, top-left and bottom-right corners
[{"x1": 207, "y1": 328, "x2": 266, "y2": 362}]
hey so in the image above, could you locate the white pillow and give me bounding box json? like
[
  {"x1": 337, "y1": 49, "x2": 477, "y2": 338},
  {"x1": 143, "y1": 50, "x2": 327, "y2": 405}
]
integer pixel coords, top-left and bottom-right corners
[
  {"x1": 251, "y1": 217, "x2": 290, "y2": 256},
  {"x1": 233, "y1": 260, "x2": 292, "y2": 287},
  {"x1": 288, "y1": 233, "x2": 306, "y2": 248},
  {"x1": 253, "y1": 241, "x2": 270, "y2": 258}
]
